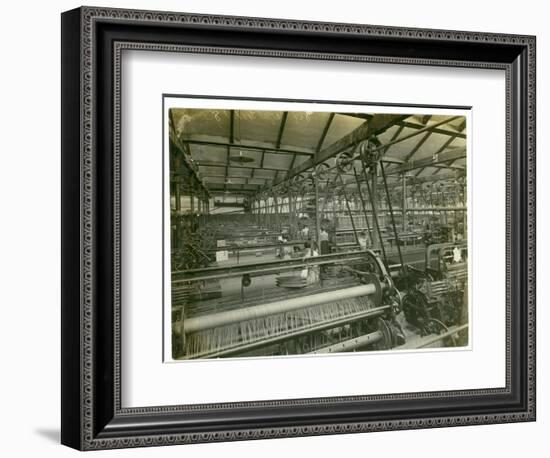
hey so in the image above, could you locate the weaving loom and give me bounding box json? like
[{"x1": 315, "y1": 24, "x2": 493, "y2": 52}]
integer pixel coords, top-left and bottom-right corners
[{"x1": 172, "y1": 250, "x2": 402, "y2": 359}]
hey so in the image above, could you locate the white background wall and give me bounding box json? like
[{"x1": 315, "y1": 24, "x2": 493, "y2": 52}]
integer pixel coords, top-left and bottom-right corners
[{"x1": 0, "y1": 0, "x2": 545, "y2": 456}]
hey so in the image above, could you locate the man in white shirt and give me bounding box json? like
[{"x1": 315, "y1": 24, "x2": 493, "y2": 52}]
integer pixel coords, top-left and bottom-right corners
[
  {"x1": 301, "y1": 242, "x2": 320, "y2": 283},
  {"x1": 357, "y1": 230, "x2": 368, "y2": 249}
]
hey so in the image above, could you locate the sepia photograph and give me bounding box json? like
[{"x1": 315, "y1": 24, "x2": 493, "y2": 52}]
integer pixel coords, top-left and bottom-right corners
[
  {"x1": 166, "y1": 99, "x2": 469, "y2": 360},
  {"x1": 58, "y1": 5, "x2": 537, "y2": 450}
]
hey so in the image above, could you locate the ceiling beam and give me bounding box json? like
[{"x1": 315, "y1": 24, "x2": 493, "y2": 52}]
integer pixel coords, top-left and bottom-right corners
[
  {"x1": 336, "y1": 113, "x2": 373, "y2": 121},
  {"x1": 287, "y1": 155, "x2": 298, "y2": 178},
  {"x1": 276, "y1": 112, "x2": 288, "y2": 149},
  {"x1": 385, "y1": 124, "x2": 405, "y2": 154},
  {"x1": 197, "y1": 161, "x2": 287, "y2": 172},
  {"x1": 415, "y1": 121, "x2": 467, "y2": 176},
  {"x1": 397, "y1": 120, "x2": 467, "y2": 139},
  {"x1": 431, "y1": 159, "x2": 458, "y2": 175},
  {"x1": 379, "y1": 124, "x2": 407, "y2": 174},
  {"x1": 278, "y1": 114, "x2": 409, "y2": 185},
  {"x1": 420, "y1": 114, "x2": 432, "y2": 125},
  {"x1": 315, "y1": 112, "x2": 335, "y2": 152},
  {"x1": 202, "y1": 173, "x2": 272, "y2": 181},
  {"x1": 388, "y1": 147, "x2": 466, "y2": 175},
  {"x1": 225, "y1": 110, "x2": 235, "y2": 192},
  {"x1": 184, "y1": 139, "x2": 314, "y2": 156},
  {"x1": 380, "y1": 156, "x2": 405, "y2": 164},
  {"x1": 403, "y1": 131, "x2": 432, "y2": 162},
  {"x1": 229, "y1": 110, "x2": 235, "y2": 143}
]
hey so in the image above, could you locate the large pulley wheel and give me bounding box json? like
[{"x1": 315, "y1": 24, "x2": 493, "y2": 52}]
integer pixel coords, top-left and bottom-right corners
[
  {"x1": 424, "y1": 318, "x2": 459, "y2": 347},
  {"x1": 335, "y1": 151, "x2": 354, "y2": 174},
  {"x1": 290, "y1": 174, "x2": 307, "y2": 194},
  {"x1": 278, "y1": 182, "x2": 289, "y2": 195},
  {"x1": 373, "y1": 318, "x2": 394, "y2": 350},
  {"x1": 387, "y1": 284, "x2": 403, "y2": 315},
  {"x1": 304, "y1": 172, "x2": 316, "y2": 191},
  {"x1": 356, "y1": 139, "x2": 381, "y2": 168},
  {"x1": 314, "y1": 163, "x2": 330, "y2": 182}
]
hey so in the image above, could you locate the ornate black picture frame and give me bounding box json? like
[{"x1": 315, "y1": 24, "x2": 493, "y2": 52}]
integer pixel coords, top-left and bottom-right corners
[{"x1": 61, "y1": 6, "x2": 536, "y2": 450}]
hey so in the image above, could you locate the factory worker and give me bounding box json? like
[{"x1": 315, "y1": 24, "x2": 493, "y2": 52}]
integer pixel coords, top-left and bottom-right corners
[
  {"x1": 357, "y1": 231, "x2": 368, "y2": 249},
  {"x1": 276, "y1": 232, "x2": 286, "y2": 258},
  {"x1": 319, "y1": 228, "x2": 330, "y2": 255},
  {"x1": 453, "y1": 245, "x2": 462, "y2": 263},
  {"x1": 280, "y1": 234, "x2": 292, "y2": 260},
  {"x1": 302, "y1": 241, "x2": 319, "y2": 258},
  {"x1": 311, "y1": 241, "x2": 320, "y2": 257},
  {"x1": 281, "y1": 246, "x2": 293, "y2": 260},
  {"x1": 301, "y1": 242, "x2": 320, "y2": 283},
  {"x1": 301, "y1": 225, "x2": 310, "y2": 239}
]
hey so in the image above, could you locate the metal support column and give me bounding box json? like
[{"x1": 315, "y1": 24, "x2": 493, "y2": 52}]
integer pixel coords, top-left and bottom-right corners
[
  {"x1": 371, "y1": 166, "x2": 379, "y2": 247},
  {"x1": 174, "y1": 182, "x2": 181, "y2": 249},
  {"x1": 175, "y1": 182, "x2": 181, "y2": 211},
  {"x1": 274, "y1": 195, "x2": 280, "y2": 231},
  {"x1": 402, "y1": 173, "x2": 407, "y2": 232},
  {"x1": 314, "y1": 173, "x2": 321, "y2": 243},
  {"x1": 288, "y1": 189, "x2": 295, "y2": 238},
  {"x1": 197, "y1": 194, "x2": 202, "y2": 227}
]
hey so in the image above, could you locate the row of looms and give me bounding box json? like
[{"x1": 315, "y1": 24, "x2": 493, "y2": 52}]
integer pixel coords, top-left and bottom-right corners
[{"x1": 169, "y1": 108, "x2": 469, "y2": 359}]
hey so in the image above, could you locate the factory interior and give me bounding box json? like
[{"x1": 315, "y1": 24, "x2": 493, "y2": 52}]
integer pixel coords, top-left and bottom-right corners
[{"x1": 169, "y1": 108, "x2": 469, "y2": 360}]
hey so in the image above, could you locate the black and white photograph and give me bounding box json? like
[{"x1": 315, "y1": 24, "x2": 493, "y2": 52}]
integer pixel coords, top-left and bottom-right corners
[{"x1": 167, "y1": 102, "x2": 469, "y2": 360}]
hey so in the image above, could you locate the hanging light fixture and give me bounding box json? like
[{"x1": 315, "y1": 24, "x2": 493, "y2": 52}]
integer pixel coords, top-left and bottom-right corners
[
  {"x1": 229, "y1": 149, "x2": 255, "y2": 163},
  {"x1": 229, "y1": 111, "x2": 255, "y2": 164}
]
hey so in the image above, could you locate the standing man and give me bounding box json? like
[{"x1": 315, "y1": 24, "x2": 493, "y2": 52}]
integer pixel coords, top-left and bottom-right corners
[{"x1": 357, "y1": 230, "x2": 369, "y2": 249}]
